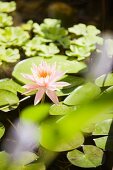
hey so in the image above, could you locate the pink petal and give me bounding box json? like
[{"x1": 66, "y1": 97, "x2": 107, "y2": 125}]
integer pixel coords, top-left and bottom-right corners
[
  {"x1": 50, "y1": 71, "x2": 66, "y2": 82},
  {"x1": 55, "y1": 81, "x2": 70, "y2": 88},
  {"x1": 23, "y1": 84, "x2": 39, "y2": 94},
  {"x1": 34, "y1": 88, "x2": 45, "y2": 105},
  {"x1": 31, "y1": 64, "x2": 39, "y2": 81},
  {"x1": 22, "y1": 73, "x2": 35, "y2": 81},
  {"x1": 46, "y1": 90, "x2": 59, "y2": 104}
]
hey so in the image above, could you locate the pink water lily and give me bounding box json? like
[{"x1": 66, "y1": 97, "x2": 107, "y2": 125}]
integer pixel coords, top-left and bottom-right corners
[{"x1": 22, "y1": 61, "x2": 70, "y2": 105}]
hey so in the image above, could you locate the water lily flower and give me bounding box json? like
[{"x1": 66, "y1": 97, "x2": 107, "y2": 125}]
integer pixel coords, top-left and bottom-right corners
[{"x1": 22, "y1": 61, "x2": 70, "y2": 105}]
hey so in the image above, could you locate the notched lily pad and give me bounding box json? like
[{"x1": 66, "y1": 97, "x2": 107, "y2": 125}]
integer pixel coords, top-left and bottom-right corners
[{"x1": 67, "y1": 145, "x2": 104, "y2": 168}]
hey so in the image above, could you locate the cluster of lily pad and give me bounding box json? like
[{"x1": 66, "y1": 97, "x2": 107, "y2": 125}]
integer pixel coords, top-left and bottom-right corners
[{"x1": 0, "y1": 1, "x2": 113, "y2": 170}]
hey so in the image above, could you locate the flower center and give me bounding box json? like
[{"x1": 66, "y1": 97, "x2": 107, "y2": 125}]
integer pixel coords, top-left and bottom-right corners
[{"x1": 39, "y1": 70, "x2": 51, "y2": 78}]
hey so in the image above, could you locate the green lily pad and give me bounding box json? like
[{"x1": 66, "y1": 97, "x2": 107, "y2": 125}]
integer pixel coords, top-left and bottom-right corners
[
  {"x1": 12, "y1": 57, "x2": 86, "y2": 84},
  {"x1": 93, "y1": 119, "x2": 113, "y2": 135},
  {"x1": 64, "y1": 82, "x2": 101, "y2": 106},
  {"x1": 49, "y1": 103, "x2": 76, "y2": 115},
  {"x1": 94, "y1": 136, "x2": 113, "y2": 151},
  {"x1": 67, "y1": 145, "x2": 104, "y2": 168},
  {"x1": 95, "y1": 73, "x2": 113, "y2": 87},
  {"x1": 0, "y1": 89, "x2": 19, "y2": 111},
  {"x1": 57, "y1": 75, "x2": 85, "y2": 96},
  {"x1": 0, "y1": 79, "x2": 23, "y2": 94}
]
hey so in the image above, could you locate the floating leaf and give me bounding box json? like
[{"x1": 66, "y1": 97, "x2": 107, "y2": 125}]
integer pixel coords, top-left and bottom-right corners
[
  {"x1": 49, "y1": 103, "x2": 76, "y2": 115},
  {"x1": 93, "y1": 119, "x2": 113, "y2": 135},
  {"x1": 94, "y1": 136, "x2": 113, "y2": 151},
  {"x1": 56, "y1": 75, "x2": 85, "y2": 97},
  {"x1": 0, "y1": 89, "x2": 19, "y2": 111},
  {"x1": 67, "y1": 145, "x2": 104, "y2": 168},
  {"x1": 64, "y1": 82, "x2": 101, "y2": 106},
  {"x1": 12, "y1": 57, "x2": 86, "y2": 83},
  {"x1": 95, "y1": 73, "x2": 113, "y2": 87},
  {"x1": 0, "y1": 78, "x2": 23, "y2": 94}
]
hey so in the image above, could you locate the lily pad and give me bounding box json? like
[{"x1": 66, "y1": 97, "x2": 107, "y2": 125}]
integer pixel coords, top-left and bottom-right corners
[
  {"x1": 94, "y1": 136, "x2": 113, "y2": 151},
  {"x1": 0, "y1": 78, "x2": 23, "y2": 94},
  {"x1": 95, "y1": 73, "x2": 113, "y2": 87},
  {"x1": 0, "y1": 89, "x2": 19, "y2": 111},
  {"x1": 49, "y1": 103, "x2": 76, "y2": 115},
  {"x1": 67, "y1": 145, "x2": 104, "y2": 168},
  {"x1": 64, "y1": 82, "x2": 101, "y2": 106},
  {"x1": 93, "y1": 119, "x2": 113, "y2": 135},
  {"x1": 12, "y1": 57, "x2": 86, "y2": 84}
]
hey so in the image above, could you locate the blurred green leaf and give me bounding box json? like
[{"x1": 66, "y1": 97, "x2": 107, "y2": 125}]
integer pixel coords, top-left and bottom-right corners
[
  {"x1": 21, "y1": 20, "x2": 34, "y2": 31},
  {"x1": 40, "y1": 91, "x2": 113, "y2": 150},
  {"x1": 23, "y1": 162, "x2": 46, "y2": 170},
  {"x1": 0, "y1": 47, "x2": 20, "y2": 64},
  {"x1": 41, "y1": 131, "x2": 84, "y2": 152},
  {"x1": 0, "y1": 1, "x2": 16, "y2": 13},
  {"x1": 0, "y1": 13, "x2": 13, "y2": 27},
  {"x1": 0, "y1": 27, "x2": 30, "y2": 47},
  {"x1": 68, "y1": 24, "x2": 100, "y2": 36},
  {"x1": 67, "y1": 145, "x2": 104, "y2": 168},
  {"x1": 21, "y1": 104, "x2": 50, "y2": 123},
  {"x1": 12, "y1": 152, "x2": 38, "y2": 166},
  {"x1": 33, "y1": 18, "x2": 68, "y2": 46},
  {"x1": 38, "y1": 43, "x2": 60, "y2": 57}
]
